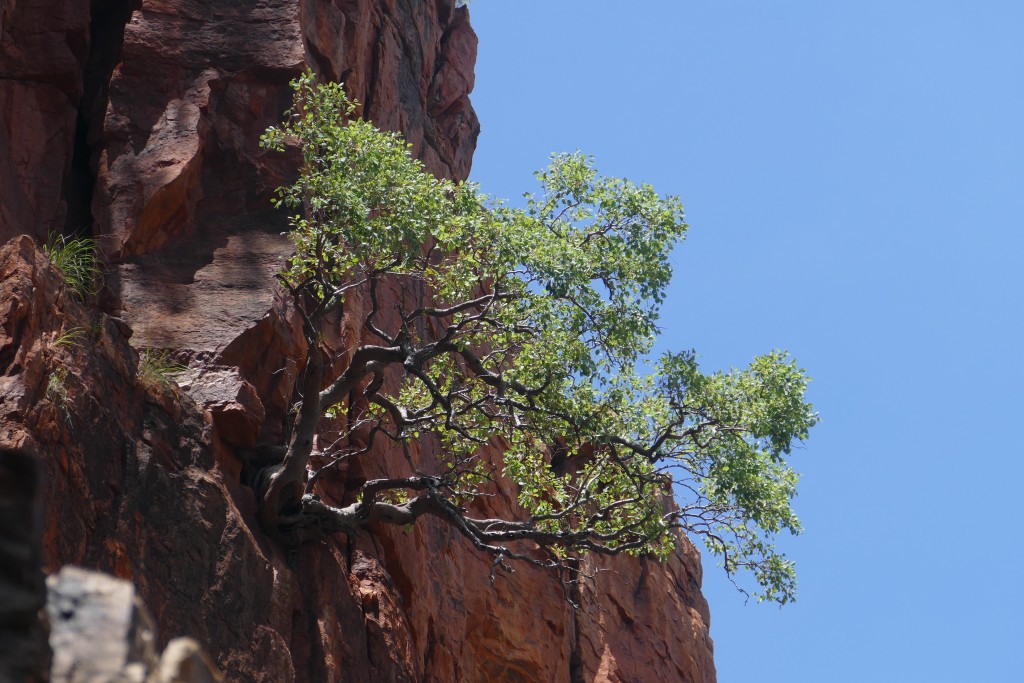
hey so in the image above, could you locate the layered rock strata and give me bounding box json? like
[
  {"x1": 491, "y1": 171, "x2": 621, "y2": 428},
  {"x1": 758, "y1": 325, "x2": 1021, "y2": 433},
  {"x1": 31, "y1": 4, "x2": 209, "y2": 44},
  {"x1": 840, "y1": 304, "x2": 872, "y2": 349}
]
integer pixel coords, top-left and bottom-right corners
[{"x1": 0, "y1": 1, "x2": 716, "y2": 681}]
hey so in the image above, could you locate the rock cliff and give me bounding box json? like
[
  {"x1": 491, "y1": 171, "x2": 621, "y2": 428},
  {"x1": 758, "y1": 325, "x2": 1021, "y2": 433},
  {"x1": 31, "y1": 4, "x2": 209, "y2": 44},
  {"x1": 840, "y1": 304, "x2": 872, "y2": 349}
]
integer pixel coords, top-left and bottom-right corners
[{"x1": 0, "y1": 1, "x2": 716, "y2": 681}]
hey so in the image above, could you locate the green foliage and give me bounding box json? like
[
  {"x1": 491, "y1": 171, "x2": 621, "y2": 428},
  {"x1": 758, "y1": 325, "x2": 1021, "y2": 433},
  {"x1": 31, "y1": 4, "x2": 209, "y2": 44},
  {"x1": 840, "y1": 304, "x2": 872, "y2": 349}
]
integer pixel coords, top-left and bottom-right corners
[
  {"x1": 45, "y1": 365, "x2": 74, "y2": 427},
  {"x1": 43, "y1": 232, "x2": 102, "y2": 300},
  {"x1": 136, "y1": 349, "x2": 187, "y2": 390},
  {"x1": 45, "y1": 365, "x2": 69, "y2": 404},
  {"x1": 261, "y1": 77, "x2": 467, "y2": 305},
  {"x1": 51, "y1": 327, "x2": 85, "y2": 350},
  {"x1": 261, "y1": 73, "x2": 817, "y2": 604},
  {"x1": 44, "y1": 326, "x2": 86, "y2": 426}
]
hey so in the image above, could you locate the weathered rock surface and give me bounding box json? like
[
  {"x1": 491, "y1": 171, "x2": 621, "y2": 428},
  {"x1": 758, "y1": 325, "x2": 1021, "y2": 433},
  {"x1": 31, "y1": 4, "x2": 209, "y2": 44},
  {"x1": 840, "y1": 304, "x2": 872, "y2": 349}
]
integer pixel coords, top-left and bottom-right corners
[
  {"x1": 0, "y1": 0, "x2": 91, "y2": 244},
  {"x1": 47, "y1": 566, "x2": 226, "y2": 683},
  {"x1": 0, "y1": 1, "x2": 716, "y2": 682},
  {"x1": 0, "y1": 236, "x2": 298, "y2": 681},
  {"x1": 576, "y1": 553, "x2": 716, "y2": 682},
  {"x1": 47, "y1": 566, "x2": 160, "y2": 682},
  {"x1": 155, "y1": 638, "x2": 225, "y2": 683}
]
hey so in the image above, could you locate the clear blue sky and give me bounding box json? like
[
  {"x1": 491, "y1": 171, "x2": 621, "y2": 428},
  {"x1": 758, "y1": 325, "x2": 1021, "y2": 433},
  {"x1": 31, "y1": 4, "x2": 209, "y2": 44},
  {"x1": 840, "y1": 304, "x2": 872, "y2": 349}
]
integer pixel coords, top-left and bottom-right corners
[{"x1": 467, "y1": 2, "x2": 1024, "y2": 681}]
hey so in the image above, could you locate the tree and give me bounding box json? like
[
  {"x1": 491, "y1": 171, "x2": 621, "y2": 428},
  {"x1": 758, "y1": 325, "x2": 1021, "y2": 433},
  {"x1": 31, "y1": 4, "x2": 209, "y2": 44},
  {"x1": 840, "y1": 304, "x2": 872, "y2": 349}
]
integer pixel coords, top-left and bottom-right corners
[{"x1": 256, "y1": 73, "x2": 817, "y2": 605}]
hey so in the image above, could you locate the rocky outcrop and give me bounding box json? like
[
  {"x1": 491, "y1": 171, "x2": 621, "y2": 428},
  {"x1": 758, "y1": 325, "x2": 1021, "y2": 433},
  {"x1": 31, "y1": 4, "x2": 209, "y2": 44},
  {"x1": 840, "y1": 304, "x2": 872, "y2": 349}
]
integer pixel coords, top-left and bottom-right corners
[
  {"x1": 47, "y1": 566, "x2": 226, "y2": 683},
  {"x1": 0, "y1": 1, "x2": 716, "y2": 682},
  {"x1": 0, "y1": 235, "x2": 296, "y2": 680},
  {"x1": 1, "y1": 446, "x2": 225, "y2": 683}
]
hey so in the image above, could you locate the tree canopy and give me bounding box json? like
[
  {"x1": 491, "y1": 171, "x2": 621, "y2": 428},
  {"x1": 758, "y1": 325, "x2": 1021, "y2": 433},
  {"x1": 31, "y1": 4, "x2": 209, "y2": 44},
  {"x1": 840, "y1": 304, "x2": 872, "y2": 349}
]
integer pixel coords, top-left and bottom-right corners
[{"x1": 256, "y1": 73, "x2": 817, "y2": 605}]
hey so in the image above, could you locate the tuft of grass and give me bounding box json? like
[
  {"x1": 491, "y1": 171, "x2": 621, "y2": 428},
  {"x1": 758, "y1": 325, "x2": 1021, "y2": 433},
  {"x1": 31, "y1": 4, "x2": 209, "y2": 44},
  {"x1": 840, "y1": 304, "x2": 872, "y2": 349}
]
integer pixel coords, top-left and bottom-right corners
[
  {"x1": 137, "y1": 349, "x2": 187, "y2": 390},
  {"x1": 45, "y1": 366, "x2": 68, "y2": 403},
  {"x1": 51, "y1": 326, "x2": 85, "y2": 350},
  {"x1": 45, "y1": 365, "x2": 74, "y2": 427},
  {"x1": 43, "y1": 327, "x2": 85, "y2": 427},
  {"x1": 43, "y1": 232, "x2": 102, "y2": 300}
]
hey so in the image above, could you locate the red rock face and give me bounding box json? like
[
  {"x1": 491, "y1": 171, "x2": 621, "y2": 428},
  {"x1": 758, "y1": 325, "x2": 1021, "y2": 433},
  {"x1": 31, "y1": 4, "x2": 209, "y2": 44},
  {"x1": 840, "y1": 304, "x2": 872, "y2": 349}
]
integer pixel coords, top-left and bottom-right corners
[
  {"x1": 0, "y1": 0, "x2": 90, "y2": 243},
  {"x1": 0, "y1": 1, "x2": 716, "y2": 681}
]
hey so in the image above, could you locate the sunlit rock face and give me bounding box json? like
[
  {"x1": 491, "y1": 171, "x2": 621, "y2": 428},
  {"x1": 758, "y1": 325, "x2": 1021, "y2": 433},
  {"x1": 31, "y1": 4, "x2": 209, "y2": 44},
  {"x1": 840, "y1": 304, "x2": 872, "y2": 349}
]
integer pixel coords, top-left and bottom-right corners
[{"x1": 0, "y1": 1, "x2": 715, "y2": 681}]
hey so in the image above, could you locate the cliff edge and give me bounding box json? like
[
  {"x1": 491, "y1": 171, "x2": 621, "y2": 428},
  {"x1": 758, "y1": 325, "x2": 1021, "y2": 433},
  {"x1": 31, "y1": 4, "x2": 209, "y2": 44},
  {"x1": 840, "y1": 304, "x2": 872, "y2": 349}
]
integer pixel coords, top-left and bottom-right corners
[{"x1": 0, "y1": 1, "x2": 716, "y2": 681}]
